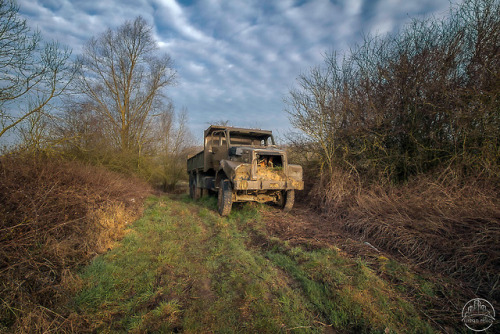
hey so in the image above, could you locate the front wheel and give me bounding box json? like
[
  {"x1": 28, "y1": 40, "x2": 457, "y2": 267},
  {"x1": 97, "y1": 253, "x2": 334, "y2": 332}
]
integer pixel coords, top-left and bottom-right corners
[
  {"x1": 280, "y1": 189, "x2": 295, "y2": 212},
  {"x1": 218, "y1": 179, "x2": 233, "y2": 216}
]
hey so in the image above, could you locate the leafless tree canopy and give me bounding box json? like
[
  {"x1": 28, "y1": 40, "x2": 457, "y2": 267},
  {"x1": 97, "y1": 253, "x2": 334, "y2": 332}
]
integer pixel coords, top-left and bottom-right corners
[
  {"x1": 286, "y1": 0, "x2": 500, "y2": 182},
  {"x1": 77, "y1": 16, "x2": 176, "y2": 153},
  {"x1": 0, "y1": 0, "x2": 73, "y2": 140}
]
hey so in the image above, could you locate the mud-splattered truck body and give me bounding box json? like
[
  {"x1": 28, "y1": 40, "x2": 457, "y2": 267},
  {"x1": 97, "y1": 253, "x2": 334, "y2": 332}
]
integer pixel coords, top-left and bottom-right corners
[{"x1": 187, "y1": 125, "x2": 304, "y2": 216}]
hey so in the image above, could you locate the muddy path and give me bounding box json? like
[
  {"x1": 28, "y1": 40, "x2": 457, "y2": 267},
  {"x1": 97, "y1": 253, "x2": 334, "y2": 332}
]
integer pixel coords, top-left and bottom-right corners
[
  {"x1": 260, "y1": 202, "x2": 477, "y2": 333},
  {"x1": 263, "y1": 203, "x2": 377, "y2": 257}
]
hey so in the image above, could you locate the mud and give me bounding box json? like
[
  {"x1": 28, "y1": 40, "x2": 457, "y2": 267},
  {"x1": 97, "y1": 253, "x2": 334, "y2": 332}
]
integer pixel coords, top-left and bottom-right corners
[{"x1": 261, "y1": 203, "x2": 477, "y2": 333}]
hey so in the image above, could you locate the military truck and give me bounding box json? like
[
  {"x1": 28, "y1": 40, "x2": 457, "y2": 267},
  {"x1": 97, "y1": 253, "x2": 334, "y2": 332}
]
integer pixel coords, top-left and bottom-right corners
[{"x1": 187, "y1": 125, "x2": 304, "y2": 216}]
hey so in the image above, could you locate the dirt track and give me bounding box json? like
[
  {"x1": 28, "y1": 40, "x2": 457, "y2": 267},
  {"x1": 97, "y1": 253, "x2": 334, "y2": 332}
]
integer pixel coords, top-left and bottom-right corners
[
  {"x1": 263, "y1": 203, "x2": 394, "y2": 262},
  {"x1": 260, "y1": 203, "x2": 476, "y2": 333},
  {"x1": 262, "y1": 203, "x2": 381, "y2": 258}
]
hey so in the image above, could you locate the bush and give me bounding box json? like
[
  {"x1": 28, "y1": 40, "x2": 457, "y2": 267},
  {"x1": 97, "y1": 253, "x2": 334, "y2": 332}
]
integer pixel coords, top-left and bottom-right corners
[
  {"x1": 0, "y1": 153, "x2": 151, "y2": 332},
  {"x1": 286, "y1": 0, "x2": 500, "y2": 303},
  {"x1": 287, "y1": 0, "x2": 500, "y2": 183},
  {"x1": 309, "y1": 166, "x2": 500, "y2": 303}
]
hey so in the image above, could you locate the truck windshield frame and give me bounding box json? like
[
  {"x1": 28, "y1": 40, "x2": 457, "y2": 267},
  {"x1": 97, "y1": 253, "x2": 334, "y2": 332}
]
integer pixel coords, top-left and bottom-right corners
[{"x1": 228, "y1": 131, "x2": 275, "y2": 147}]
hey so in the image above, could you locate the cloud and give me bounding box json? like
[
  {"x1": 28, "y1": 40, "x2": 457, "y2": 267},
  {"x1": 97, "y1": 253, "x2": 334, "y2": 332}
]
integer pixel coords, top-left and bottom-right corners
[
  {"x1": 365, "y1": 0, "x2": 455, "y2": 36},
  {"x1": 17, "y1": 0, "x2": 461, "y2": 141},
  {"x1": 19, "y1": 0, "x2": 157, "y2": 53},
  {"x1": 153, "y1": 0, "x2": 208, "y2": 42}
]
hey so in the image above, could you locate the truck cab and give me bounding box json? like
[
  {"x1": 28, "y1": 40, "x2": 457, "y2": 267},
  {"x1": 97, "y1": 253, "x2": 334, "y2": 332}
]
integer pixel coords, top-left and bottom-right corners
[{"x1": 187, "y1": 126, "x2": 304, "y2": 216}]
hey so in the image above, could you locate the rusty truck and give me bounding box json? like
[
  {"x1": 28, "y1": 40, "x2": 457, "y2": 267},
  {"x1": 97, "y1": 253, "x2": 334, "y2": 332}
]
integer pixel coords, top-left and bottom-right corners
[{"x1": 187, "y1": 125, "x2": 304, "y2": 216}]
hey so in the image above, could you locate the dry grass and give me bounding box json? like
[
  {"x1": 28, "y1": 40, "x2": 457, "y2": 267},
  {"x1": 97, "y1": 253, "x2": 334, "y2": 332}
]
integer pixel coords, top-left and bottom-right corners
[
  {"x1": 311, "y1": 168, "x2": 500, "y2": 303},
  {"x1": 0, "y1": 153, "x2": 151, "y2": 333}
]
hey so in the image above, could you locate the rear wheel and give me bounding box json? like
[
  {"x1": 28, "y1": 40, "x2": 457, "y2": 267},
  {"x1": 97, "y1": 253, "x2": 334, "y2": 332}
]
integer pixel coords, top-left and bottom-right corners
[
  {"x1": 280, "y1": 189, "x2": 295, "y2": 212},
  {"x1": 189, "y1": 174, "x2": 195, "y2": 198},
  {"x1": 189, "y1": 173, "x2": 201, "y2": 200},
  {"x1": 218, "y1": 179, "x2": 233, "y2": 216}
]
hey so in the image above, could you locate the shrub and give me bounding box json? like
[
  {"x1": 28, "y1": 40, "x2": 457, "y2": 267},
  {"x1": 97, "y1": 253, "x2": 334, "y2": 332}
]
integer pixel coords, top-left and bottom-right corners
[{"x1": 0, "y1": 153, "x2": 151, "y2": 332}]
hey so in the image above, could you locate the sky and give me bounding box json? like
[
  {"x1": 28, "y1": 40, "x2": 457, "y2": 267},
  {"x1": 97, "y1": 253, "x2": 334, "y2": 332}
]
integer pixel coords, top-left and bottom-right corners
[{"x1": 18, "y1": 0, "x2": 460, "y2": 142}]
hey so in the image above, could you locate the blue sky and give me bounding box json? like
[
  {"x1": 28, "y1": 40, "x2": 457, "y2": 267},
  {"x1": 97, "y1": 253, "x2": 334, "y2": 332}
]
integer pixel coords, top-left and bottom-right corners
[{"x1": 19, "y1": 0, "x2": 460, "y2": 142}]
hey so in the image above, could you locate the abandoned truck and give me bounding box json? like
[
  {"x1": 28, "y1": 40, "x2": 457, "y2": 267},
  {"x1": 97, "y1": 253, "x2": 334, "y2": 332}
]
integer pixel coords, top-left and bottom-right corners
[{"x1": 187, "y1": 126, "x2": 304, "y2": 216}]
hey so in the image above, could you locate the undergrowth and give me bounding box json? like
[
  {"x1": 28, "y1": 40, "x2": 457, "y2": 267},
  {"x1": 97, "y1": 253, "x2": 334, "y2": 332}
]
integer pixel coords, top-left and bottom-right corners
[
  {"x1": 309, "y1": 168, "x2": 500, "y2": 306},
  {"x1": 0, "y1": 153, "x2": 151, "y2": 333}
]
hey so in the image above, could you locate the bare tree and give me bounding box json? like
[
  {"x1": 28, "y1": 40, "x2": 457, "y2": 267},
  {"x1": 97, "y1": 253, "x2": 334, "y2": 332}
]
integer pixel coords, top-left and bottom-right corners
[
  {"x1": 54, "y1": 100, "x2": 111, "y2": 159},
  {"x1": 156, "y1": 105, "x2": 193, "y2": 190},
  {"x1": 208, "y1": 120, "x2": 231, "y2": 127},
  {"x1": 77, "y1": 16, "x2": 176, "y2": 153},
  {"x1": 286, "y1": 0, "x2": 500, "y2": 183},
  {"x1": 0, "y1": 0, "x2": 73, "y2": 141}
]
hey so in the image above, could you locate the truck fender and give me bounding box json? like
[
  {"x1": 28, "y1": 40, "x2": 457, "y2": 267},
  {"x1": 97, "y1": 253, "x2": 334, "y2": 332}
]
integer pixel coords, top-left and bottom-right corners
[
  {"x1": 217, "y1": 160, "x2": 243, "y2": 187},
  {"x1": 215, "y1": 164, "x2": 230, "y2": 189},
  {"x1": 221, "y1": 160, "x2": 243, "y2": 178}
]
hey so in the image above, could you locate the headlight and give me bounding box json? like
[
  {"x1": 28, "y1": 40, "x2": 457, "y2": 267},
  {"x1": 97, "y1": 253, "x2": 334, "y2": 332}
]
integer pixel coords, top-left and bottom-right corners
[{"x1": 288, "y1": 164, "x2": 303, "y2": 180}]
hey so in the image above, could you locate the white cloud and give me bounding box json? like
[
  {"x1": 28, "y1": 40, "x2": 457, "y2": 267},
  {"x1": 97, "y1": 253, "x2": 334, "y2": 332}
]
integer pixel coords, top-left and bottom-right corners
[
  {"x1": 17, "y1": 0, "x2": 462, "y2": 141},
  {"x1": 345, "y1": 0, "x2": 363, "y2": 16},
  {"x1": 186, "y1": 61, "x2": 205, "y2": 76},
  {"x1": 154, "y1": 0, "x2": 208, "y2": 42}
]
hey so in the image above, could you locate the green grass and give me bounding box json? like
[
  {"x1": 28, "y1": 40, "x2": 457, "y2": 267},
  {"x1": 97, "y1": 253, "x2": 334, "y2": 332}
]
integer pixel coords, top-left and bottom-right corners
[
  {"x1": 75, "y1": 196, "x2": 318, "y2": 332},
  {"x1": 73, "y1": 194, "x2": 437, "y2": 333}
]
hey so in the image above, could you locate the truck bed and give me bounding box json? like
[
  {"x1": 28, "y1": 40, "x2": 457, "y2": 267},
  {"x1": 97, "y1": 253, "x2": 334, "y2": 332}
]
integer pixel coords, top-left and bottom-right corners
[{"x1": 187, "y1": 151, "x2": 204, "y2": 172}]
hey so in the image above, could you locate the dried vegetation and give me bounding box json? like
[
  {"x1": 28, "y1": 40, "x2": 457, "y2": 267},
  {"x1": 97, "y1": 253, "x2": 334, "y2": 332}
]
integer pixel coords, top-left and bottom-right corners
[
  {"x1": 310, "y1": 168, "x2": 500, "y2": 304},
  {"x1": 286, "y1": 0, "x2": 500, "y2": 306},
  {"x1": 0, "y1": 153, "x2": 151, "y2": 332}
]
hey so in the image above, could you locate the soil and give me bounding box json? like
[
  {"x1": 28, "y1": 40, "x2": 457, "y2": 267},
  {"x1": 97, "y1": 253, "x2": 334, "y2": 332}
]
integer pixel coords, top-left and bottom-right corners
[
  {"x1": 261, "y1": 202, "x2": 476, "y2": 333},
  {"x1": 263, "y1": 202, "x2": 386, "y2": 260}
]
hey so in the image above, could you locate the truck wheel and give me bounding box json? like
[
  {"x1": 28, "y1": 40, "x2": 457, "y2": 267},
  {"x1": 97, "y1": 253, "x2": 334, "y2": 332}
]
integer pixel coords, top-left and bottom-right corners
[
  {"x1": 281, "y1": 189, "x2": 295, "y2": 212},
  {"x1": 189, "y1": 173, "x2": 201, "y2": 200},
  {"x1": 218, "y1": 179, "x2": 233, "y2": 216},
  {"x1": 189, "y1": 174, "x2": 195, "y2": 199}
]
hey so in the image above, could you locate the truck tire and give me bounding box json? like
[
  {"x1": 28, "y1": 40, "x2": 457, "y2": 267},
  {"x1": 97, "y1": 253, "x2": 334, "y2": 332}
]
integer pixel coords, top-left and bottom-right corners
[
  {"x1": 189, "y1": 174, "x2": 195, "y2": 199},
  {"x1": 218, "y1": 179, "x2": 233, "y2": 216},
  {"x1": 281, "y1": 189, "x2": 295, "y2": 212},
  {"x1": 189, "y1": 173, "x2": 201, "y2": 200}
]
